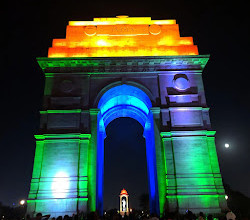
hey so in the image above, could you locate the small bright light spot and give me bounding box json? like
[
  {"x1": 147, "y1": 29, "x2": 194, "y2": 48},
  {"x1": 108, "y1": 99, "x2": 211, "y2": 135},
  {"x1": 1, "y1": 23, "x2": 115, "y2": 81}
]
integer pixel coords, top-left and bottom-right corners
[
  {"x1": 225, "y1": 143, "x2": 230, "y2": 148},
  {"x1": 142, "y1": 211, "x2": 144, "y2": 214},
  {"x1": 130, "y1": 209, "x2": 132, "y2": 212},
  {"x1": 96, "y1": 40, "x2": 109, "y2": 47},
  {"x1": 104, "y1": 212, "x2": 106, "y2": 215},
  {"x1": 225, "y1": 195, "x2": 228, "y2": 200},
  {"x1": 19, "y1": 200, "x2": 25, "y2": 205},
  {"x1": 52, "y1": 171, "x2": 70, "y2": 198}
]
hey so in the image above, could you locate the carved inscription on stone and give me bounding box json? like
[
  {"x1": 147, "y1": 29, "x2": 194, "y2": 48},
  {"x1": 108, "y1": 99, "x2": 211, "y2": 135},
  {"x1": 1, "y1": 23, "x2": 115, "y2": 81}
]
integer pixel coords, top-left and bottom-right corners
[{"x1": 96, "y1": 24, "x2": 149, "y2": 36}]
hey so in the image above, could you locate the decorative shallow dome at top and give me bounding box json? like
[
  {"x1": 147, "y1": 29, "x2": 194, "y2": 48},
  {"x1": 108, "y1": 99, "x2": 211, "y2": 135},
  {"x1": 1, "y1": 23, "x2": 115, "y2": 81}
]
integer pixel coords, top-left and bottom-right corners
[
  {"x1": 120, "y1": 189, "x2": 129, "y2": 195},
  {"x1": 48, "y1": 16, "x2": 199, "y2": 58}
]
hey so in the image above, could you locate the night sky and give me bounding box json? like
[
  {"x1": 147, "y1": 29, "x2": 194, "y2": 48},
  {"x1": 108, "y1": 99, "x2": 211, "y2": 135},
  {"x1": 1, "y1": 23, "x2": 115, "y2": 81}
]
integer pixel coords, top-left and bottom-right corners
[{"x1": 2, "y1": 0, "x2": 250, "y2": 209}]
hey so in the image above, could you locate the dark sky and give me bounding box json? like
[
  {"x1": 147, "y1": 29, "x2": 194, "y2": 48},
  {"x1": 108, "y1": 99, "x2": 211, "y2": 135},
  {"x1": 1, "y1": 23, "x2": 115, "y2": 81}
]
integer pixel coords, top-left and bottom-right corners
[{"x1": 2, "y1": 0, "x2": 250, "y2": 209}]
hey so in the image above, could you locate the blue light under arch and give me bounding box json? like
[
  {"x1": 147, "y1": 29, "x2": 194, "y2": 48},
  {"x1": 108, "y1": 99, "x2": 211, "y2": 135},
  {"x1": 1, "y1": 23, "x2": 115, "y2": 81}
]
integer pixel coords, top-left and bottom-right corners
[{"x1": 96, "y1": 84, "x2": 160, "y2": 215}]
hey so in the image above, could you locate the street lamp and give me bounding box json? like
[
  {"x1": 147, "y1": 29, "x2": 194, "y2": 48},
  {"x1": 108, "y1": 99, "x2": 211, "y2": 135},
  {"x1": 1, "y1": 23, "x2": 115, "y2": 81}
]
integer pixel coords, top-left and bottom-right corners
[
  {"x1": 225, "y1": 195, "x2": 229, "y2": 200},
  {"x1": 225, "y1": 143, "x2": 230, "y2": 148}
]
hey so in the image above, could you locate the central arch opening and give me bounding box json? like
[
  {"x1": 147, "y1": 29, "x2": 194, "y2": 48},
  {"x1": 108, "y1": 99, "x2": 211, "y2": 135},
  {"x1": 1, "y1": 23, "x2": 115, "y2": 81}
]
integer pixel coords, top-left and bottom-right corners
[
  {"x1": 96, "y1": 84, "x2": 159, "y2": 215},
  {"x1": 104, "y1": 117, "x2": 148, "y2": 210}
]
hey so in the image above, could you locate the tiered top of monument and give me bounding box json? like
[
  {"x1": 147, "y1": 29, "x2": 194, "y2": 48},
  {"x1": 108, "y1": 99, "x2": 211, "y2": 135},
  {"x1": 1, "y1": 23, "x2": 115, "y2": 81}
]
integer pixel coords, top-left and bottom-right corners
[{"x1": 48, "y1": 16, "x2": 199, "y2": 58}]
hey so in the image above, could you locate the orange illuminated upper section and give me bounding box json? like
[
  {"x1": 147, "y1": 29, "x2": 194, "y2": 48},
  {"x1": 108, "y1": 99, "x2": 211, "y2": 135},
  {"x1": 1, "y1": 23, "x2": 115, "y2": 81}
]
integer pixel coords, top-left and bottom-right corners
[
  {"x1": 48, "y1": 16, "x2": 199, "y2": 58},
  {"x1": 120, "y1": 189, "x2": 128, "y2": 195}
]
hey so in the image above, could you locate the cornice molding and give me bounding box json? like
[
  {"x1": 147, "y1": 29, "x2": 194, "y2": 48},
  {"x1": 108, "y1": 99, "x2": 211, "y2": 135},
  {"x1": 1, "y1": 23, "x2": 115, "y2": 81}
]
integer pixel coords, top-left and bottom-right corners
[
  {"x1": 160, "y1": 130, "x2": 216, "y2": 138},
  {"x1": 37, "y1": 55, "x2": 210, "y2": 73}
]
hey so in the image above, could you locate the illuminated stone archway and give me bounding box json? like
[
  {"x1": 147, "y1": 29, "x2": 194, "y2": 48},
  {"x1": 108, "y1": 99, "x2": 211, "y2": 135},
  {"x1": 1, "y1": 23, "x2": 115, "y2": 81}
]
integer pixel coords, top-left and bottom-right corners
[
  {"x1": 95, "y1": 84, "x2": 159, "y2": 215},
  {"x1": 27, "y1": 16, "x2": 227, "y2": 217}
]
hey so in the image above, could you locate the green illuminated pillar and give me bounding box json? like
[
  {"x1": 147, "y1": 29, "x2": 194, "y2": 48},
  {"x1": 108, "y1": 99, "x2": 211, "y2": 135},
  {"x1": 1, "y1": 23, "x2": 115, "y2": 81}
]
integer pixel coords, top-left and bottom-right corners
[
  {"x1": 27, "y1": 134, "x2": 91, "y2": 216},
  {"x1": 160, "y1": 132, "x2": 178, "y2": 212},
  {"x1": 161, "y1": 131, "x2": 226, "y2": 214},
  {"x1": 206, "y1": 134, "x2": 227, "y2": 210},
  {"x1": 88, "y1": 109, "x2": 100, "y2": 212},
  {"x1": 27, "y1": 138, "x2": 45, "y2": 214},
  {"x1": 78, "y1": 134, "x2": 91, "y2": 212}
]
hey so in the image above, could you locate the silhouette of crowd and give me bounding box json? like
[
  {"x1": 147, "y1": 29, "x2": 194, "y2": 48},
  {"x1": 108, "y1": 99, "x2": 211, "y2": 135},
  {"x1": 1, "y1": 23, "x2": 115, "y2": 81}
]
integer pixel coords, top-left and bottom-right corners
[{"x1": 21, "y1": 209, "x2": 241, "y2": 220}]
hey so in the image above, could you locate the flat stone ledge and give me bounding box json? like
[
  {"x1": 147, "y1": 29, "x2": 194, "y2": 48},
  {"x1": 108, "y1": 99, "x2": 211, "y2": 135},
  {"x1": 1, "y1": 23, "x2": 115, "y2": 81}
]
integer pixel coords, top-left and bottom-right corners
[{"x1": 37, "y1": 55, "x2": 210, "y2": 73}]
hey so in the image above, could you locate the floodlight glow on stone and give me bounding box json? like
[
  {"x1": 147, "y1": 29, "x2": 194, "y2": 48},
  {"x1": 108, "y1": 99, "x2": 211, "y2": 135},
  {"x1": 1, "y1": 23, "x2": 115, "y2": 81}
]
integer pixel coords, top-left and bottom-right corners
[
  {"x1": 174, "y1": 77, "x2": 190, "y2": 91},
  {"x1": 51, "y1": 171, "x2": 70, "y2": 198},
  {"x1": 98, "y1": 85, "x2": 152, "y2": 124},
  {"x1": 100, "y1": 95, "x2": 149, "y2": 116},
  {"x1": 48, "y1": 16, "x2": 199, "y2": 57}
]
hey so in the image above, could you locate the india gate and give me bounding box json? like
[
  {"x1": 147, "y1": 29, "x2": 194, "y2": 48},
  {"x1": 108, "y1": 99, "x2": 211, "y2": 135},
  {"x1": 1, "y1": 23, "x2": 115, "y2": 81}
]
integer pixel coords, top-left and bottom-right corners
[{"x1": 27, "y1": 16, "x2": 227, "y2": 217}]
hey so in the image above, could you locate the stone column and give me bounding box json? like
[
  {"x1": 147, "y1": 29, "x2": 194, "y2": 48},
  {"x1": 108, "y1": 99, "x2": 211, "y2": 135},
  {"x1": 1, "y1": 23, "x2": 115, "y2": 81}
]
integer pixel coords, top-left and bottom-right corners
[
  {"x1": 88, "y1": 109, "x2": 100, "y2": 212},
  {"x1": 160, "y1": 132, "x2": 178, "y2": 212},
  {"x1": 163, "y1": 130, "x2": 226, "y2": 214},
  {"x1": 206, "y1": 132, "x2": 227, "y2": 211},
  {"x1": 27, "y1": 134, "x2": 91, "y2": 217},
  {"x1": 151, "y1": 107, "x2": 166, "y2": 216},
  {"x1": 27, "y1": 137, "x2": 45, "y2": 216},
  {"x1": 78, "y1": 134, "x2": 91, "y2": 213}
]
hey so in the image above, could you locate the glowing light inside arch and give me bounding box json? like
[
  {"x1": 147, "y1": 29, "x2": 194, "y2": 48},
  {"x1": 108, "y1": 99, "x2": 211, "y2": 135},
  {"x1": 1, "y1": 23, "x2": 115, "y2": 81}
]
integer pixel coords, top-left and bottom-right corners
[
  {"x1": 96, "y1": 84, "x2": 159, "y2": 215},
  {"x1": 98, "y1": 84, "x2": 152, "y2": 127},
  {"x1": 100, "y1": 95, "x2": 149, "y2": 116}
]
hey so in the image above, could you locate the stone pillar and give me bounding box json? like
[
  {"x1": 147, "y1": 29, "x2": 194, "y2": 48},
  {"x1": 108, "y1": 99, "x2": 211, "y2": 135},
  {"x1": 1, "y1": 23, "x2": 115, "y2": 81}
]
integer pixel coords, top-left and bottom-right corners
[
  {"x1": 206, "y1": 133, "x2": 227, "y2": 211},
  {"x1": 27, "y1": 134, "x2": 90, "y2": 217},
  {"x1": 78, "y1": 134, "x2": 91, "y2": 213},
  {"x1": 161, "y1": 130, "x2": 226, "y2": 214},
  {"x1": 96, "y1": 111, "x2": 106, "y2": 215},
  {"x1": 27, "y1": 138, "x2": 45, "y2": 216},
  {"x1": 143, "y1": 111, "x2": 159, "y2": 215},
  {"x1": 151, "y1": 107, "x2": 166, "y2": 216},
  {"x1": 160, "y1": 132, "x2": 178, "y2": 212},
  {"x1": 88, "y1": 109, "x2": 99, "y2": 212}
]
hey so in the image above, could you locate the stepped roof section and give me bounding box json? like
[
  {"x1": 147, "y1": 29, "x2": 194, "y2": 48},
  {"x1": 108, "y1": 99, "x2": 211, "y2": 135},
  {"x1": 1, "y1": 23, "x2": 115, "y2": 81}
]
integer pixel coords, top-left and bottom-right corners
[{"x1": 48, "y1": 16, "x2": 199, "y2": 58}]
